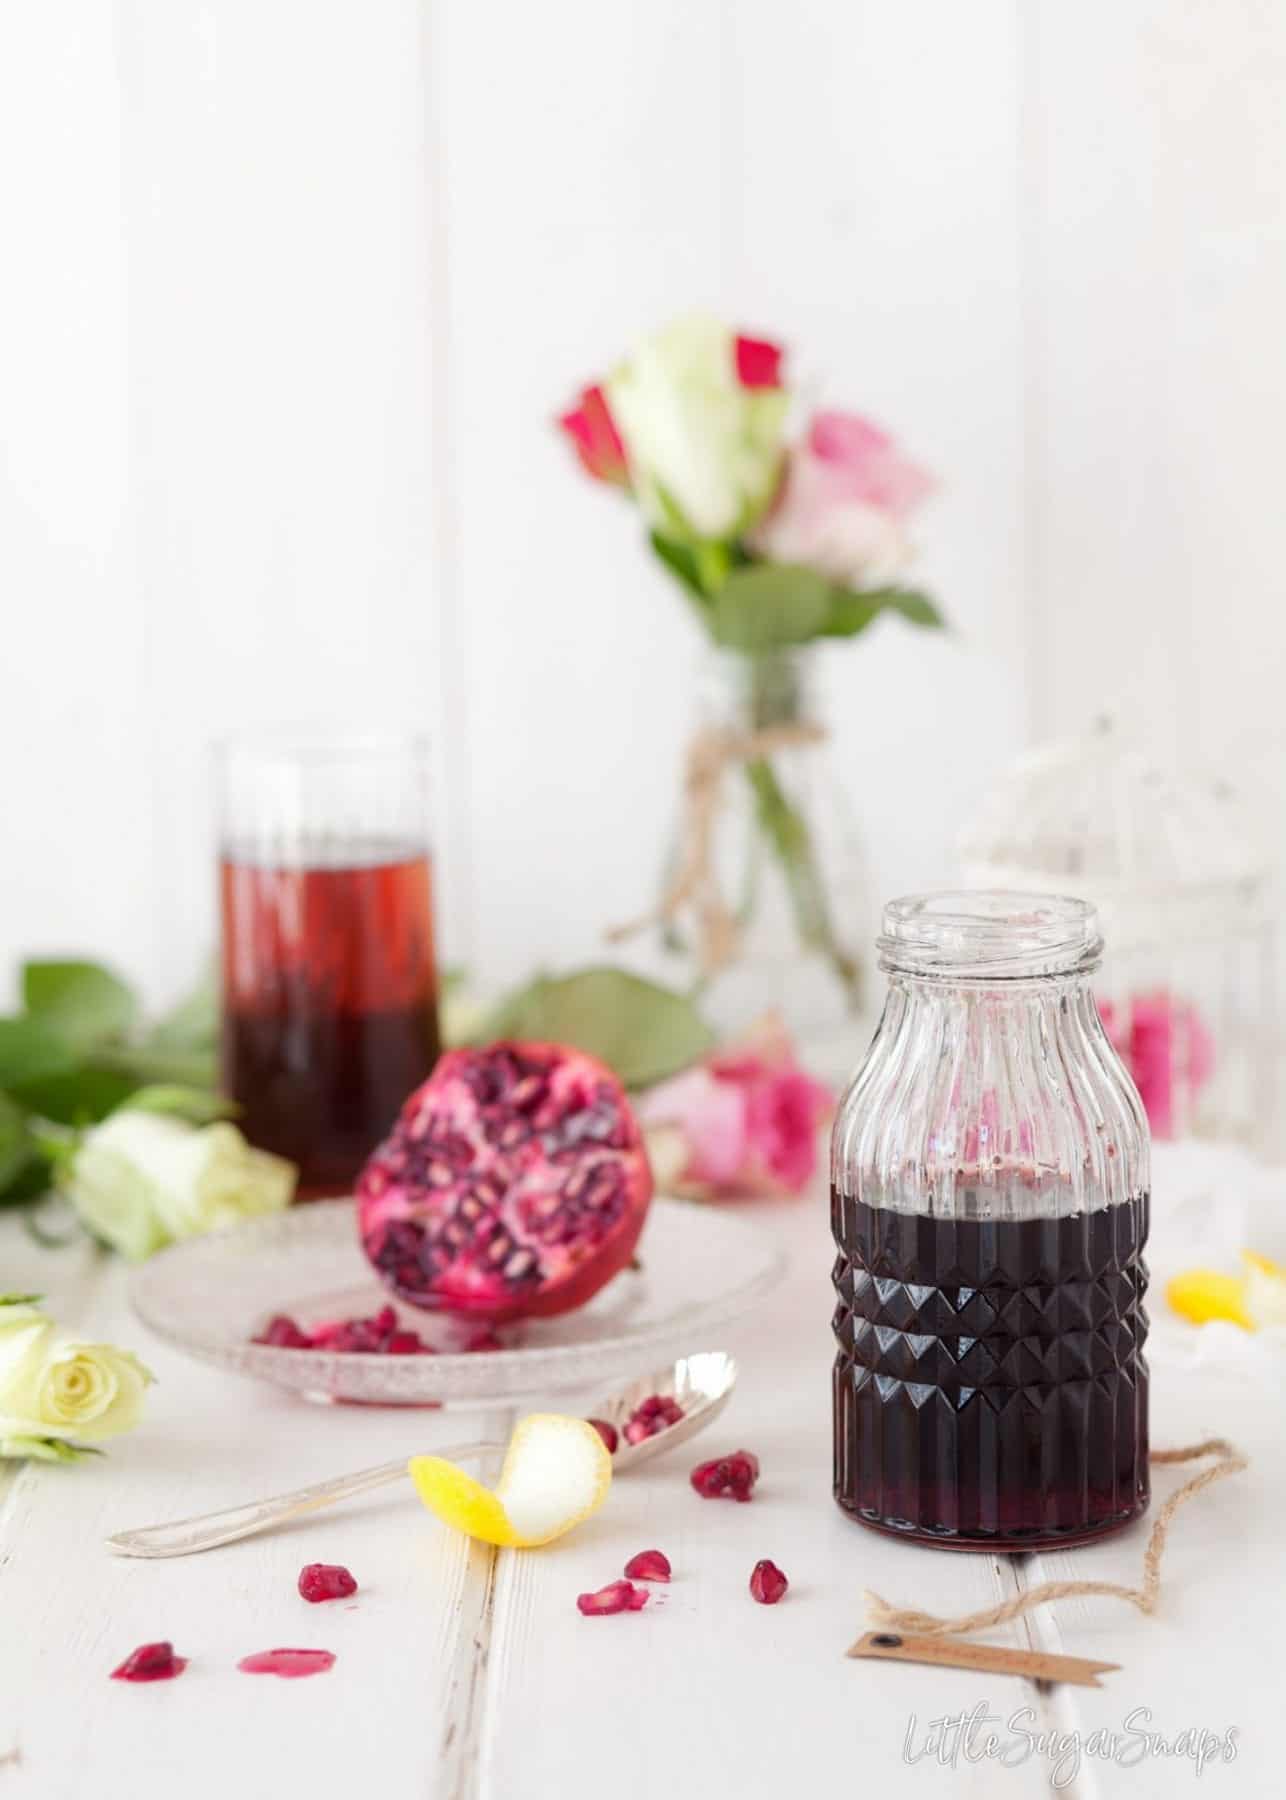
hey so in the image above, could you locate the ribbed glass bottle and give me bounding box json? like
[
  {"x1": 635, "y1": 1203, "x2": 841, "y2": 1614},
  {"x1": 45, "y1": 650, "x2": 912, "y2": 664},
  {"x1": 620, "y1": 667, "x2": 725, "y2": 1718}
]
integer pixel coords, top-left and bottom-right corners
[{"x1": 831, "y1": 892, "x2": 1150, "y2": 1550}]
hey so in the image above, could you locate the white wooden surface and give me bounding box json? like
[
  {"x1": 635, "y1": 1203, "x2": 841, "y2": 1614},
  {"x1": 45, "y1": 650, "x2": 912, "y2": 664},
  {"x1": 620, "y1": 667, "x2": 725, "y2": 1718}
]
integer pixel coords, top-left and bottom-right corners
[{"x1": 0, "y1": 1193, "x2": 1279, "y2": 1799}]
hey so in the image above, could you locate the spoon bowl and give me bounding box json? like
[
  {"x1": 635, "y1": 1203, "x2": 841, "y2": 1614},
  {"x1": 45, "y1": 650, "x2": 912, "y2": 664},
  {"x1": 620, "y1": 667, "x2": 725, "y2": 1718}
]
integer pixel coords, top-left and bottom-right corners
[
  {"x1": 106, "y1": 1350, "x2": 738, "y2": 1559},
  {"x1": 597, "y1": 1349, "x2": 737, "y2": 1471}
]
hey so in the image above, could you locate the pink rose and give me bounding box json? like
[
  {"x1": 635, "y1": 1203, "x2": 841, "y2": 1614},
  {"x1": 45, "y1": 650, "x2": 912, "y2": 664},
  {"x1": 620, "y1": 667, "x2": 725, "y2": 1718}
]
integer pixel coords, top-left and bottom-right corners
[
  {"x1": 751, "y1": 409, "x2": 934, "y2": 587},
  {"x1": 1098, "y1": 992, "x2": 1216, "y2": 1139},
  {"x1": 557, "y1": 383, "x2": 629, "y2": 486},
  {"x1": 638, "y1": 1017, "x2": 832, "y2": 1198}
]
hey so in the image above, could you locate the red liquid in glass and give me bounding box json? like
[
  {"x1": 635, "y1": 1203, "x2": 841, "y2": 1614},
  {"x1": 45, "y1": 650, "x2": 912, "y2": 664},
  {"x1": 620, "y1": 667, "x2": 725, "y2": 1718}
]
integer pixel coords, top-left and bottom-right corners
[
  {"x1": 221, "y1": 848, "x2": 441, "y2": 1197},
  {"x1": 832, "y1": 1189, "x2": 1149, "y2": 1549}
]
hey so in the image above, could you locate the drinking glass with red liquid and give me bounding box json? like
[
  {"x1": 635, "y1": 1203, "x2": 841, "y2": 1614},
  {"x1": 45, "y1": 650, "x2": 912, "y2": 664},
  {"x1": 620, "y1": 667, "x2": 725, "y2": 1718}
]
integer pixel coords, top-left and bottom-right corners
[
  {"x1": 217, "y1": 733, "x2": 441, "y2": 1198},
  {"x1": 831, "y1": 893, "x2": 1150, "y2": 1551}
]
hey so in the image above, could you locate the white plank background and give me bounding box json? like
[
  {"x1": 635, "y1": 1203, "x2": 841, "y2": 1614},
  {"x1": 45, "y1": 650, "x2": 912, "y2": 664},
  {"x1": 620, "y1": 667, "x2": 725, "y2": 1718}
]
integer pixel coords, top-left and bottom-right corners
[{"x1": 7, "y1": 1, "x2": 1286, "y2": 1005}]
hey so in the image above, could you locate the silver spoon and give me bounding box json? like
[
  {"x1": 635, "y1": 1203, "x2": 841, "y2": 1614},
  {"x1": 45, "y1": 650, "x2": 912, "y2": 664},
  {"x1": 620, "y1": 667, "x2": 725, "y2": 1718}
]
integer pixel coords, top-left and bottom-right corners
[{"x1": 106, "y1": 1350, "x2": 737, "y2": 1559}]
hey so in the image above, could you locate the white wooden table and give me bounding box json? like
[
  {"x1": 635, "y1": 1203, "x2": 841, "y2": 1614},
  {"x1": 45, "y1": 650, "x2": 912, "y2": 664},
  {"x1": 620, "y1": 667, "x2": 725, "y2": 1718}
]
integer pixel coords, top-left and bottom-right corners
[{"x1": 0, "y1": 1192, "x2": 1279, "y2": 1799}]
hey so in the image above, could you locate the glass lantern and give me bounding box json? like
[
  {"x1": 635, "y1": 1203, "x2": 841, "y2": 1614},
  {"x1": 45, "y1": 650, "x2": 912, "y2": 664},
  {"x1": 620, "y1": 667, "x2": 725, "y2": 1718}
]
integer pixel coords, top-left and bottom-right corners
[{"x1": 958, "y1": 722, "x2": 1275, "y2": 1146}]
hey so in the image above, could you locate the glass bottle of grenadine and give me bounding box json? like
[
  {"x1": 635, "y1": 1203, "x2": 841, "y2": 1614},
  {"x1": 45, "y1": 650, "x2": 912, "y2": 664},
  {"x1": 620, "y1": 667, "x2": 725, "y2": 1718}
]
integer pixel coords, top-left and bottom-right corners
[{"x1": 831, "y1": 892, "x2": 1150, "y2": 1550}]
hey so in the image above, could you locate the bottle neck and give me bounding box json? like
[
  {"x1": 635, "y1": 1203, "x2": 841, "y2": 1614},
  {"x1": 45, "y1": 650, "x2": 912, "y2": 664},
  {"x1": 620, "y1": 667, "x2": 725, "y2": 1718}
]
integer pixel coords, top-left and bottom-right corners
[{"x1": 887, "y1": 968, "x2": 1096, "y2": 1003}]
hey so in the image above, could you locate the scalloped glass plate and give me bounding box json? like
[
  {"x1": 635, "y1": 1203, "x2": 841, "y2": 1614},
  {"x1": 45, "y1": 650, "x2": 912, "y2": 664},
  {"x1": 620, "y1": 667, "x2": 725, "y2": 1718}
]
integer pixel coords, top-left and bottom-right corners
[{"x1": 129, "y1": 1197, "x2": 787, "y2": 1406}]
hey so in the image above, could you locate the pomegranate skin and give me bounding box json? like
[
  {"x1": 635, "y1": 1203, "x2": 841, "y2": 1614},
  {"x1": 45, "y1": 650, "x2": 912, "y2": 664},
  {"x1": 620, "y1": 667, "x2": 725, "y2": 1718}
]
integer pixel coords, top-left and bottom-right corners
[{"x1": 358, "y1": 1041, "x2": 653, "y2": 1324}]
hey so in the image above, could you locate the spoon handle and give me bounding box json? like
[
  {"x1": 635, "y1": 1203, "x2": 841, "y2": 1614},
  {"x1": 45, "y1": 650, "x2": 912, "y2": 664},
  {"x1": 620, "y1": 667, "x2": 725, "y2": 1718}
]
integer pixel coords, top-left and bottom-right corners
[{"x1": 106, "y1": 1440, "x2": 504, "y2": 1559}]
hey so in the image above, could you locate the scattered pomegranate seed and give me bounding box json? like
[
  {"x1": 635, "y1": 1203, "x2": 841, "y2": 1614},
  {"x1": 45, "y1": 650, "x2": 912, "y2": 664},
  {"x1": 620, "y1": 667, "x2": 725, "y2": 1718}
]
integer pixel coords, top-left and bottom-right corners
[
  {"x1": 111, "y1": 1641, "x2": 188, "y2": 1682},
  {"x1": 252, "y1": 1310, "x2": 515, "y2": 1356},
  {"x1": 462, "y1": 1328, "x2": 506, "y2": 1353},
  {"x1": 254, "y1": 1314, "x2": 313, "y2": 1349},
  {"x1": 252, "y1": 1307, "x2": 437, "y2": 1355},
  {"x1": 576, "y1": 1579, "x2": 649, "y2": 1617},
  {"x1": 749, "y1": 1559, "x2": 789, "y2": 1604},
  {"x1": 622, "y1": 1393, "x2": 684, "y2": 1444},
  {"x1": 238, "y1": 1648, "x2": 336, "y2": 1678},
  {"x1": 623, "y1": 1549, "x2": 671, "y2": 1583},
  {"x1": 690, "y1": 1449, "x2": 760, "y2": 1501},
  {"x1": 586, "y1": 1418, "x2": 619, "y2": 1454},
  {"x1": 298, "y1": 1563, "x2": 358, "y2": 1603}
]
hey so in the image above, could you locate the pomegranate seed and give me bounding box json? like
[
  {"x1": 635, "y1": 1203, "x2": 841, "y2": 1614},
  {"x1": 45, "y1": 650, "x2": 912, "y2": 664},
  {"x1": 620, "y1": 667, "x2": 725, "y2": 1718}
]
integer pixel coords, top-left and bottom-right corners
[
  {"x1": 298, "y1": 1563, "x2": 358, "y2": 1603},
  {"x1": 690, "y1": 1449, "x2": 760, "y2": 1502},
  {"x1": 622, "y1": 1393, "x2": 684, "y2": 1443},
  {"x1": 111, "y1": 1641, "x2": 188, "y2": 1682},
  {"x1": 623, "y1": 1549, "x2": 671, "y2": 1582},
  {"x1": 238, "y1": 1648, "x2": 336, "y2": 1678},
  {"x1": 749, "y1": 1559, "x2": 789, "y2": 1605},
  {"x1": 576, "y1": 1579, "x2": 649, "y2": 1617},
  {"x1": 252, "y1": 1308, "x2": 437, "y2": 1355},
  {"x1": 587, "y1": 1418, "x2": 618, "y2": 1454},
  {"x1": 253, "y1": 1314, "x2": 312, "y2": 1348}
]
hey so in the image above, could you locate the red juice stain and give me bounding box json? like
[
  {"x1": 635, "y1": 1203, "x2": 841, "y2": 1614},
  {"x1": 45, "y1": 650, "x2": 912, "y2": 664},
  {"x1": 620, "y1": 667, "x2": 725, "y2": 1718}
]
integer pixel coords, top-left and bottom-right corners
[
  {"x1": 111, "y1": 1642, "x2": 188, "y2": 1682},
  {"x1": 238, "y1": 1648, "x2": 336, "y2": 1679}
]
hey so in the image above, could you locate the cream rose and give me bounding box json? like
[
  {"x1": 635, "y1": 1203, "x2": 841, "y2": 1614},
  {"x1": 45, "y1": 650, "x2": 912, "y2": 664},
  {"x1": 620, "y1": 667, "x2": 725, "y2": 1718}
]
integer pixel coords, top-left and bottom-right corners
[
  {"x1": 0, "y1": 1299, "x2": 153, "y2": 1458},
  {"x1": 605, "y1": 314, "x2": 787, "y2": 542},
  {"x1": 65, "y1": 1110, "x2": 296, "y2": 1260}
]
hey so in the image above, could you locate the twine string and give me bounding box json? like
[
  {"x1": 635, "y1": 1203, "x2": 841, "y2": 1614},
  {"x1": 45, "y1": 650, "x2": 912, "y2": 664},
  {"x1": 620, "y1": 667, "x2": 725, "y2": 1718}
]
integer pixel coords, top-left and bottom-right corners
[
  {"x1": 864, "y1": 1439, "x2": 1248, "y2": 1638},
  {"x1": 606, "y1": 720, "x2": 826, "y2": 974}
]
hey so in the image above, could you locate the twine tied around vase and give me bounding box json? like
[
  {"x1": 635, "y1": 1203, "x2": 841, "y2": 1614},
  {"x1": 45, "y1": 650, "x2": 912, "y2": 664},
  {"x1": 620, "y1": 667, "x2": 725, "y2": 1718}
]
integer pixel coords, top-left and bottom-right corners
[
  {"x1": 606, "y1": 719, "x2": 828, "y2": 976},
  {"x1": 863, "y1": 1438, "x2": 1248, "y2": 1639}
]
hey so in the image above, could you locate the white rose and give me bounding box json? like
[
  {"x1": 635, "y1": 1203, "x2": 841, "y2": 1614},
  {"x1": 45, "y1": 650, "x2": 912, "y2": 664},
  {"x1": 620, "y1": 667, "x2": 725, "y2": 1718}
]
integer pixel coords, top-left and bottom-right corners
[
  {"x1": 66, "y1": 1111, "x2": 296, "y2": 1260},
  {"x1": 0, "y1": 1300, "x2": 153, "y2": 1455},
  {"x1": 605, "y1": 314, "x2": 787, "y2": 542}
]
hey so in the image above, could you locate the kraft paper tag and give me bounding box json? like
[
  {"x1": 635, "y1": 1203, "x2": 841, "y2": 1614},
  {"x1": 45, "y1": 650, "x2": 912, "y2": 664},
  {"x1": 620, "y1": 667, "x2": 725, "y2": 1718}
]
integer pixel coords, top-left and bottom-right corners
[{"x1": 848, "y1": 1630, "x2": 1119, "y2": 1688}]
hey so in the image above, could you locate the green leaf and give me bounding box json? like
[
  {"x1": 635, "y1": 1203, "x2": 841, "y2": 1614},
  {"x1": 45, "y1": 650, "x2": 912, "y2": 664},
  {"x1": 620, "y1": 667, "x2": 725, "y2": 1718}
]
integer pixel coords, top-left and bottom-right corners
[
  {"x1": 709, "y1": 562, "x2": 943, "y2": 651},
  {"x1": 22, "y1": 961, "x2": 137, "y2": 1051},
  {"x1": 0, "y1": 1017, "x2": 78, "y2": 1090},
  {"x1": 0, "y1": 1435, "x2": 101, "y2": 1463},
  {"x1": 649, "y1": 530, "x2": 709, "y2": 602},
  {"x1": 821, "y1": 586, "x2": 945, "y2": 636},
  {"x1": 94, "y1": 1043, "x2": 219, "y2": 1090},
  {"x1": 480, "y1": 966, "x2": 715, "y2": 1090},
  {"x1": 7, "y1": 1065, "x2": 139, "y2": 1126},
  {"x1": 0, "y1": 1092, "x2": 33, "y2": 1194},
  {"x1": 119, "y1": 1084, "x2": 236, "y2": 1124},
  {"x1": 710, "y1": 564, "x2": 835, "y2": 649},
  {"x1": 0, "y1": 1293, "x2": 41, "y2": 1307},
  {"x1": 0, "y1": 1157, "x2": 56, "y2": 1209}
]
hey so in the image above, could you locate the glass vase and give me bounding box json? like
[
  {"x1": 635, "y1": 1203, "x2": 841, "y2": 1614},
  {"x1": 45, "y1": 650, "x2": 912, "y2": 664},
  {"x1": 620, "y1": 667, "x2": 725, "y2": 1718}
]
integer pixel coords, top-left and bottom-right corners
[{"x1": 654, "y1": 646, "x2": 869, "y2": 1057}]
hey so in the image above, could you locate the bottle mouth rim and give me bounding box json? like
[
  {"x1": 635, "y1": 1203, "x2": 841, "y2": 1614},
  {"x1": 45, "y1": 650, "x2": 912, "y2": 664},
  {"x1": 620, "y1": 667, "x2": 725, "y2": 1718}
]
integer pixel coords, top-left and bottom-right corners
[{"x1": 878, "y1": 890, "x2": 1103, "y2": 980}]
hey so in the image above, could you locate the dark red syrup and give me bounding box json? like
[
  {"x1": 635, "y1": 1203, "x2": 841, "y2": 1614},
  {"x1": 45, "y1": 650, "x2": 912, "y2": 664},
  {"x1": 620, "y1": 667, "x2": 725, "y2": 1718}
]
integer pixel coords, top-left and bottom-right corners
[{"x1": 832, "y1": 1188, "x2": 1149, "y2": 1549}]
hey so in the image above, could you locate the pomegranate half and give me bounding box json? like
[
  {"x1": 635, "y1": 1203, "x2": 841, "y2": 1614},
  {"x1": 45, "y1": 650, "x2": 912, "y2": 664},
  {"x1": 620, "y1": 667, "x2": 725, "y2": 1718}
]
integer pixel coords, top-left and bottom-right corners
[{"x1": 357, "y1": 1042, "x2": 653, "y2": 1323}]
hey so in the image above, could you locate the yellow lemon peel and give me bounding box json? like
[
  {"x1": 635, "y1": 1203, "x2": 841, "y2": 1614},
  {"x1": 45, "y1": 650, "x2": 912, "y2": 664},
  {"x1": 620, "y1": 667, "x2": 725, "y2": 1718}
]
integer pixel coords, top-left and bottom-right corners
[
  {"x1": 1165, "y1": 1269, "x2": 1251, "y2": 1330},
  {"x1": 409, "y1": 1413, "x2": 612, "y2": 1548}
]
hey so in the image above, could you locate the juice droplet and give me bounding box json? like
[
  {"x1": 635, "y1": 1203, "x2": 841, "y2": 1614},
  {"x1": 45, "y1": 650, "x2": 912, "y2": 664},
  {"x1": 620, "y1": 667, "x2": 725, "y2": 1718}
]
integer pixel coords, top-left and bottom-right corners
[{"x1": 237, "y1": 1648, "x2": 336, "y2": 1678}]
